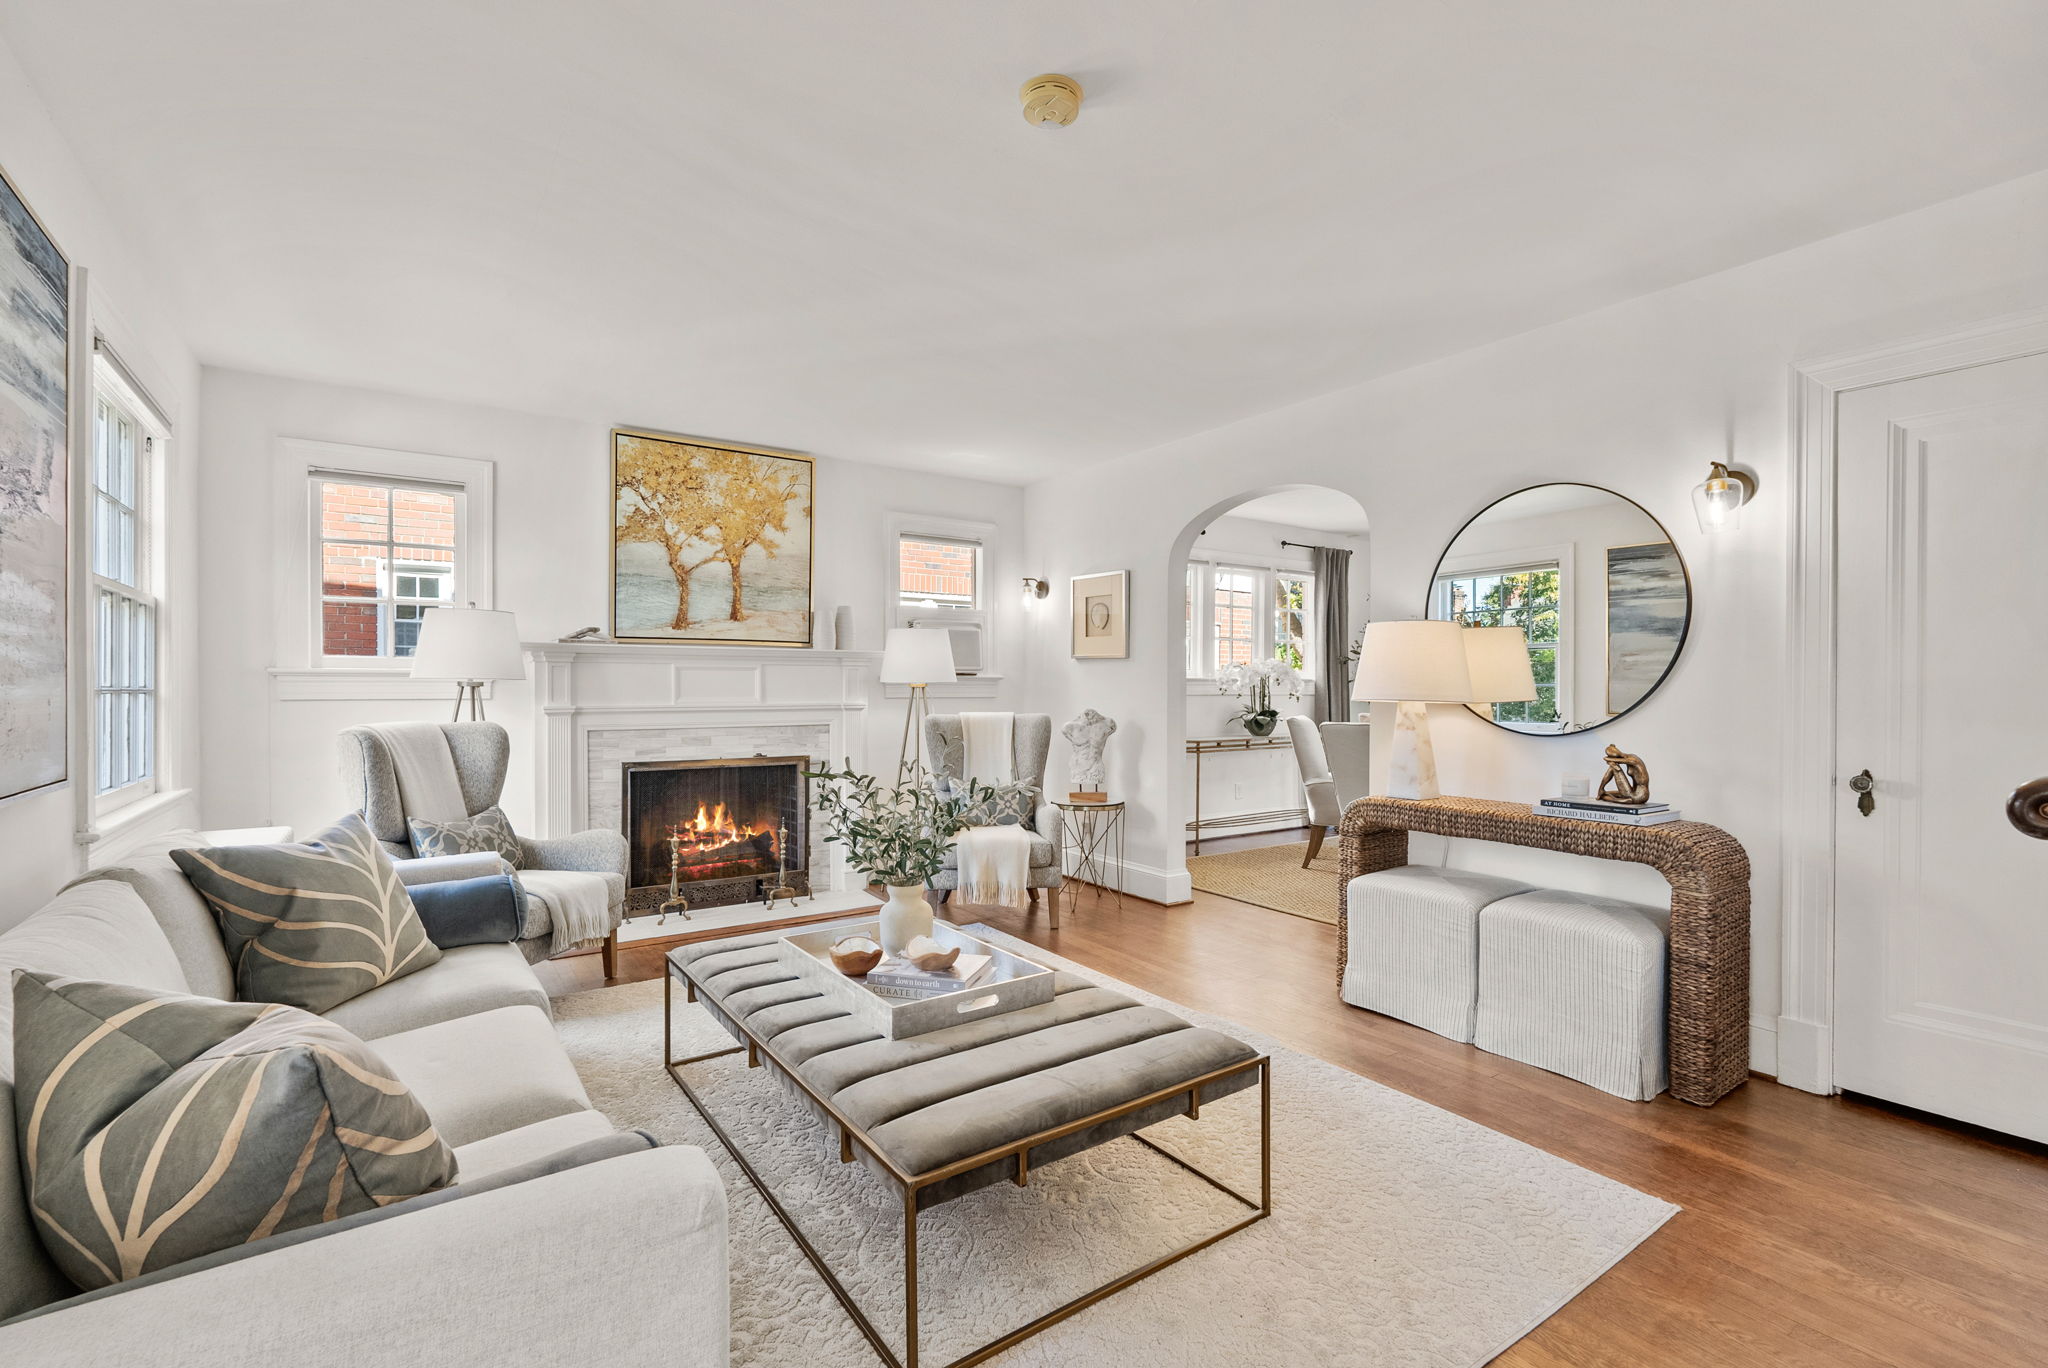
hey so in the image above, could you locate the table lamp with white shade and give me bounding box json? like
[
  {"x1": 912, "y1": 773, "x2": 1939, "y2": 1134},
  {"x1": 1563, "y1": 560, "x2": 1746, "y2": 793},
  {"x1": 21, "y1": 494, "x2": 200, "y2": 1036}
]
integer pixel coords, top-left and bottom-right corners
[
  {"x1": 1350, "y1": 619, "x2": 1474, "y2": 800},
  {"x1": 880, "y1": 627, "x2": 958, "y2": 784},
  {"x1": 1461, "y1": 624, "x2": 1541, "y2": 721},
  {"x1": 409, "y1": 605, "x2": 524, "y2": 722}
]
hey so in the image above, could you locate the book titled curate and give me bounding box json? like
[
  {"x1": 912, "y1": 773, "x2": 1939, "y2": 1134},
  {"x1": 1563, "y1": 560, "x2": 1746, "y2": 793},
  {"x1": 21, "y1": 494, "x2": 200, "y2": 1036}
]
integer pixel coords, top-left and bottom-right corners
[
  {"x1": 1533, "y1": 803, "x2": 1681, "y2": 826},
  {"x1": 863, "y1": 953, "x2": 995, "y2": 995}
]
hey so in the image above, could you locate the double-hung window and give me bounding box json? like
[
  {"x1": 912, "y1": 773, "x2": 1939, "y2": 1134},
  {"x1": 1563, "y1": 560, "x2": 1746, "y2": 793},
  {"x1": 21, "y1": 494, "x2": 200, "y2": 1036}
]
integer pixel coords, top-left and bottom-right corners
[
  {"x1": 1186, "y1": 559, "x2": 1316, "y2": 680},
  {"x1": 313, "y1": 476, "x2": 461, "y2": 660},
  {"x1": 90, "y1": 363, "x2": 166, "y2": 806},
  {"x1": 1433, "y1": 562, "x2": 1564, "y2": 729},
  {"x1": 888, "y1": 514, "x2": 994, "y2": 676}
]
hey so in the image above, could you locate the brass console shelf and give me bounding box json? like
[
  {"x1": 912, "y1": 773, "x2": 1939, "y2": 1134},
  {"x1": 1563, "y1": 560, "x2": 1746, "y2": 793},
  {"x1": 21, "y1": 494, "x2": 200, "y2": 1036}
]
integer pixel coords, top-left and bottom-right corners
[{"x1": 1336, "y1": 795, "x2": 1751, "y2": 1107}]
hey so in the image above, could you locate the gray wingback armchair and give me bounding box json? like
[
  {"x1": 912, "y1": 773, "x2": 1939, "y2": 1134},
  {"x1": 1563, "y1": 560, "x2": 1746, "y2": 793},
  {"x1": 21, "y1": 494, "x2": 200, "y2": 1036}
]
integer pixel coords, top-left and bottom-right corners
[
  {"x1": 337, "y1": 721, "x2": 627, "y2": 976},
  {"x1": 922, "y1": 713, "x2": 1065, "y2": 916}
]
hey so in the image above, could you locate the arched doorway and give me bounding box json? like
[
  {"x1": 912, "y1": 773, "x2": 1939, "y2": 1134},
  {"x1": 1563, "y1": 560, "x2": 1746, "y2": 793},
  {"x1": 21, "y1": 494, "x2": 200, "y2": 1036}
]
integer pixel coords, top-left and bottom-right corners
[{"x1": 1162, "y1": 485, "x2": 1370, "y2": 890}]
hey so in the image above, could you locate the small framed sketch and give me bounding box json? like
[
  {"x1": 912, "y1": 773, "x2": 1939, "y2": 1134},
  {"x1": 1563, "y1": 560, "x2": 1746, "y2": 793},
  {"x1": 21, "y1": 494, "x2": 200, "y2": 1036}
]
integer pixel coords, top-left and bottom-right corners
[{"x1": 1070, "y1": 570, "x2": 1128, "y2": 659}]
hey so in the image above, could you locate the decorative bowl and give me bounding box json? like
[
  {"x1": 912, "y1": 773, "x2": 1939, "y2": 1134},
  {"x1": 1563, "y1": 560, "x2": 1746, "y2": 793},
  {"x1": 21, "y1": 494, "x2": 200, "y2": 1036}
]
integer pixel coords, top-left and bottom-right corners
[
  {"x1": 828, "y1": 936, "x2": 884, "y2": 977},
  {"x1": 903, "y1": 935, "x2": 960, "y2": 973}
]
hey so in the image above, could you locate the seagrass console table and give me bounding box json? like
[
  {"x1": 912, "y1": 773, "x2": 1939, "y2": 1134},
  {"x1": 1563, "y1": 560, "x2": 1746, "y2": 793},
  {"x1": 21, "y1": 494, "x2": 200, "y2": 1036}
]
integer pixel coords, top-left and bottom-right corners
[{"x1": 1336, "y1": 795, "x2": 1751, "y2": 1107}]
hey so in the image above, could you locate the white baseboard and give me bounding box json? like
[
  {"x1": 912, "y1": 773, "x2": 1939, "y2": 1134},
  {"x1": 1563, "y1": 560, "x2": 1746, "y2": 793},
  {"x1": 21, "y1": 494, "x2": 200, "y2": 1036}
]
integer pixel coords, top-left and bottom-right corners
[
  {"x1": 1771, "y1": 1015, "x2": 1834, "y2": 1095},
  {"x1": 1748, "y1": 1016, "x2": 1779, "y2": 1079},
  {"x1": 1068, "y1": 853, "x2": 1192, "y2": 905}
]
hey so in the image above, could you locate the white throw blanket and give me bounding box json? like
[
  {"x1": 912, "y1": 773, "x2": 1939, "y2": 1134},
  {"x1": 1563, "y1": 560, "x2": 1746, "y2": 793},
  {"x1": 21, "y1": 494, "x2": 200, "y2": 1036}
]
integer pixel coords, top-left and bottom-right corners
[
  {"x1": 951, "y1": 711, "x2": 1032, "y2": 905},
  {"x1": 516, "y1": 868, "x2": 615, "y2": 956},
  {"x1": 368, "y1": 722, "x2": 610, "y2": 954},
  {"x1": 367, "y1": 722, "x2": 467, "y2": 824}
]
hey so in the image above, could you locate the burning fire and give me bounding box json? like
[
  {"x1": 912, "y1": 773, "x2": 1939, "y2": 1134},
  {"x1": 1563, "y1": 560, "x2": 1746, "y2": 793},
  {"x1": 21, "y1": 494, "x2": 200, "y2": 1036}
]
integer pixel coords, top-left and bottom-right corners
[{"x1": 667, "y1": 803, "x2": 774, "y2": 859}]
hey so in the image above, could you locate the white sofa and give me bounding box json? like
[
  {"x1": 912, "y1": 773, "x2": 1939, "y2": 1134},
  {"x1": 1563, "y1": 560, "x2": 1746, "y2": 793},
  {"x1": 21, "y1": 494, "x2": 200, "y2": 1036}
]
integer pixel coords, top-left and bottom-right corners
[{"x1": 0, "y1": 832, "x2": 728, "y2": 1367}]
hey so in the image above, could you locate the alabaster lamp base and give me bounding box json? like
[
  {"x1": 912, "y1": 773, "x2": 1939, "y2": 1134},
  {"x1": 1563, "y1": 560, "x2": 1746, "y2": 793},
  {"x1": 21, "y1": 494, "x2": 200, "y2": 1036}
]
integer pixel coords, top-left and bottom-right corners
[{"x1": 1386, "y1": 700, "x2": 1441, "y2": 801}]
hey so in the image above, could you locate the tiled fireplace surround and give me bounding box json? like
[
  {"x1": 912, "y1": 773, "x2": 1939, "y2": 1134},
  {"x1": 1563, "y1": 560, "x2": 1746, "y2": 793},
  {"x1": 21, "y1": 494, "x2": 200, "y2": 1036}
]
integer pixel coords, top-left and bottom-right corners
[{"x1": 524, "y1": 642, "x2": 880, "y2": 934}]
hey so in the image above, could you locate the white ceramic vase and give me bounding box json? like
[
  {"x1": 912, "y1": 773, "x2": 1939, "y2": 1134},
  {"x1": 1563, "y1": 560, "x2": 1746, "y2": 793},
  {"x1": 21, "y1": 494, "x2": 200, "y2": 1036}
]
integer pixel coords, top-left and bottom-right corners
[{"x1": 878, "y1": 883, "x2": 934, "y2": 956}]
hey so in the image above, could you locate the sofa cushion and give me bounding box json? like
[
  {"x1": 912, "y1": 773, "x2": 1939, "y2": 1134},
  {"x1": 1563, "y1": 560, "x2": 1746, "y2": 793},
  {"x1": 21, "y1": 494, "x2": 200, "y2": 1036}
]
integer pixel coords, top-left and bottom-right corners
[
  {"x1": 12, "y1": 974, "x2": 456, "y2": 1292},
  {"x1": 0, "y1": 882, "x2": 188, "y2": 1078},
  {"x1": 322, "y1": 943, "x2": 551, "y2": 1040},
  {"x1": 65, "y1": 834, "x2": 235, "y2": 1003},
  {"x1": 406, "y1": 874, "x2": 525, "y2": 948},
  {"x1": 449, "y1": 1109, "x2": 626, "y2": 1181},
  {"x1": 408, "y1": 805, "x2": 524, "y2": 868},
  {"x1": 171, "y1": 815, "x2": 442, "y2": 1013},
  {"x1": 369, "y1": 1005, "x2": 592, "y2": 1147}
]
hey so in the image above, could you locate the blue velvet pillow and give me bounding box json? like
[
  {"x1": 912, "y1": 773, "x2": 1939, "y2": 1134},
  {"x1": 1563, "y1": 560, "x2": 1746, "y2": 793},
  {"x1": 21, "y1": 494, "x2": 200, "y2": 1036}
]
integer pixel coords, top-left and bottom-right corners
[{"x1": 405, "y1": 873, "x2": 524, "y2": 948}]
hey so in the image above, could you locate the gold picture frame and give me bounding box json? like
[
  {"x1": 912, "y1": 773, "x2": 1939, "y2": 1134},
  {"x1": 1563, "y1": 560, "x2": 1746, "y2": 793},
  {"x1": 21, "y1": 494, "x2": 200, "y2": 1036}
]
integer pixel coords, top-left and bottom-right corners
[
  {"x1": 1070, "y1": 569, "x2": 1129, "y2": 658},
  {"x1": 610, "y1": 427, "x2": 815, "y2": 646}
]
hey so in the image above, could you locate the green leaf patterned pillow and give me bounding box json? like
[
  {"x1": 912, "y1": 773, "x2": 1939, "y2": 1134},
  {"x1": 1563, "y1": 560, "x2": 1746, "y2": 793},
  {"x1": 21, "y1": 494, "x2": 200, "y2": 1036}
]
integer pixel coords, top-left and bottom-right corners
[
  {"x1": 11, "y1": 972, "x2": 456, "y2": 1291},
  {"x1": 939, "y1": 779, "x2": 1039, "y2": 828},
  {"x1": 171, "y1": 814, "x2": 442, "y2": 1013},
  {"x1": 407, "y1": 805, "x2": 524, "y2": 867}
]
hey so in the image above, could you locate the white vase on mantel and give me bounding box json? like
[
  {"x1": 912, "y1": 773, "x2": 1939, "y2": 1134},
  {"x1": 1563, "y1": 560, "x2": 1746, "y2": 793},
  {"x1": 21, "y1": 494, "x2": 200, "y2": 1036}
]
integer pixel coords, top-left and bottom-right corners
[{"x1": 878, "y1": 883, "x2": 934, "y2": 956}]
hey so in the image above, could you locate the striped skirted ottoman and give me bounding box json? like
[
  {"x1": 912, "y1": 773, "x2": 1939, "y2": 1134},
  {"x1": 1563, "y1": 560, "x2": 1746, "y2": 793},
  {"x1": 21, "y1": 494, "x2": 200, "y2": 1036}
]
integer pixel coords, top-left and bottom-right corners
[
  {"x1": 1475, "y1": 889, "x2": 1671, "y2": 1101},
  {"x1": 1340, "y1": 866, "x2": 1533, "y2": 1041}
]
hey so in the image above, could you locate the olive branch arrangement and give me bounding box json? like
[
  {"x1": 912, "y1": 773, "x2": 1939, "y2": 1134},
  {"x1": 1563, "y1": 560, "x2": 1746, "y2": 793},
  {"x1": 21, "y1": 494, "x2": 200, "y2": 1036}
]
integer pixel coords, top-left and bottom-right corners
[{"x1": 805, "y1": 765, "x2": 993, "y2": 887}]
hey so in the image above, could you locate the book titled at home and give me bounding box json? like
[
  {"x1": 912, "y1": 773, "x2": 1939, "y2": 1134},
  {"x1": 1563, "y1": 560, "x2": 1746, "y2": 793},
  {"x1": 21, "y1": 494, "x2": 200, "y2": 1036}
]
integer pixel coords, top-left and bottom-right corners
[
  {"x1": 864, "y1": 953, "x2": 995, "y2": 995},
  {"x1": 1533, "y1": 801, "x2": 1681, "y2": 826}
]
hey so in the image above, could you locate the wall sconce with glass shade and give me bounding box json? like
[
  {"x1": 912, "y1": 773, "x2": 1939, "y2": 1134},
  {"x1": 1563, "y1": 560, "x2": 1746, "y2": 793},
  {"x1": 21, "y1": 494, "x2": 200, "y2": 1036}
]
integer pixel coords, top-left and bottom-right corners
[
  {"x1": 1020, "y1": 577, "x2": 1050, "y2": 608},
  {"x1": 1692, "y1": 462, "x2": 1756, "y2": 533}
]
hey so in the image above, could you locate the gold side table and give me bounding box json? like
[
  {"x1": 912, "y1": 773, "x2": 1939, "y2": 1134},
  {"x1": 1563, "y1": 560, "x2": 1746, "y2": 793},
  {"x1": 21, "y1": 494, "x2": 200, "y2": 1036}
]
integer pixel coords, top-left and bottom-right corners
[{"x1": 1054, "y1": 798, "x2": 1125, "y2": 909}]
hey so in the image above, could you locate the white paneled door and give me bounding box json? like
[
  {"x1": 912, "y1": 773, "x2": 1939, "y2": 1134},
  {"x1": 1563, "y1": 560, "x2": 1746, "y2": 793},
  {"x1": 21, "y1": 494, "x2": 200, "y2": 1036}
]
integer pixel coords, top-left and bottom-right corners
[{"x1": 1834, "y1": 351, "x2": 2048, "y2": 1142}]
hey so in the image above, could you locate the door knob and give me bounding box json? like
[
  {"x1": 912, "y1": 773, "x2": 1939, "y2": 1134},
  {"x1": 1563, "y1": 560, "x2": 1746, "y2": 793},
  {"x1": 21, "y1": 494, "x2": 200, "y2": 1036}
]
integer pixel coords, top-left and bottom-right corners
[
  {"x1": 2009, "y1": 778, "x2": 2048, "y2": 840},
  {"x1": 1848, "y1": 769, "x2": 1875, "y2": 817}
]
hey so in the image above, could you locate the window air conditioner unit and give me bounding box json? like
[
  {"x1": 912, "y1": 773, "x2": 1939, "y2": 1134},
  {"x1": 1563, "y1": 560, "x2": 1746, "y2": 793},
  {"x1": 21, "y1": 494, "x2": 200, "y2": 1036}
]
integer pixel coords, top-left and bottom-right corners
[{"x1": 910, "y1": 618, "x2": 984, "y2": 675}]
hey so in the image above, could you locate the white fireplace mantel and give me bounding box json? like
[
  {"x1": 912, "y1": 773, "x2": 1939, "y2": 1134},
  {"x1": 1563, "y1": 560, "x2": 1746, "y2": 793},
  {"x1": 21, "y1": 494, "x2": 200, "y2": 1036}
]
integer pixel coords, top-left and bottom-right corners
[{"x1": 523, "y1": 642, "x2": 878, "y2": 877}]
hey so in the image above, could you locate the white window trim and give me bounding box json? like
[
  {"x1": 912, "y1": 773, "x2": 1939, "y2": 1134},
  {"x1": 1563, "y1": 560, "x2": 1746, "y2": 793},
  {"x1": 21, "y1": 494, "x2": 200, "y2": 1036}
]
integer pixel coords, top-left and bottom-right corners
[
  {"x1": 883, "y1": 511, "x2": 1002, "y2": 685},
  {"x1": 273, "y1": 440, "x2": 495, "y2": 687},
  {"x1": 1184, "y1": 544, "x2": 1318, "y2": 685},
  {"x1": 1431, "y1": 539, "x2": 1576, "y2": 734},
  {"x1": 88, "y1": 352, "x2": 171, "y2": 818}
]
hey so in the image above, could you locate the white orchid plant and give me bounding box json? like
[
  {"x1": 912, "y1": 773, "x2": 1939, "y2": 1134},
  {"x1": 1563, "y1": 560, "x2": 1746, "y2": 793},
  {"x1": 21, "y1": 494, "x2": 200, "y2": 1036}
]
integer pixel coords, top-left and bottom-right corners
[{"x1": 1217, "y1": 657, "x2": 1304, "y2": 730}]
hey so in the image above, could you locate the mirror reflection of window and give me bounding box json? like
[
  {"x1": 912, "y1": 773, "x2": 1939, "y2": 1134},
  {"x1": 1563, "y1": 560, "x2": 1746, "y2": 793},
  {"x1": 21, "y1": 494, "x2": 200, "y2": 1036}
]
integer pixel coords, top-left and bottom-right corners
[{"x1": 1428, "y1": 484, "x2": 1688, "y2": 734}]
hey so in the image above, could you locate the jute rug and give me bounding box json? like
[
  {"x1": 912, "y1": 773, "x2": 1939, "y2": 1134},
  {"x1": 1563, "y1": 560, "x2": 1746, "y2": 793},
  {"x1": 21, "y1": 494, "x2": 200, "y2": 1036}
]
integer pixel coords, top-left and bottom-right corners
[
  {"x1": 552, "y1": 926, "x2": 1675, "y2": 1367},
  {"x1": 1187, "y1": 840, "x2": 1343, "y2": 923}
]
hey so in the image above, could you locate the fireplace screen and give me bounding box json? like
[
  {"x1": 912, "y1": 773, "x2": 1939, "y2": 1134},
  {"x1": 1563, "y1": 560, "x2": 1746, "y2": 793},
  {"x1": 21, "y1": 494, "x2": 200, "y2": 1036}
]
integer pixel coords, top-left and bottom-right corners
[{"x1": 622, "y1": 756, "x2": 808, "y2": 902}]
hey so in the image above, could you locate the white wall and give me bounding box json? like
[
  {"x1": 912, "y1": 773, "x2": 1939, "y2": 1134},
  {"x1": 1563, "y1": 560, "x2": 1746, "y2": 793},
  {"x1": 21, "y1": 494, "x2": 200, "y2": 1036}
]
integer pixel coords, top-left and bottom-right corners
[
  {"x1": 196, "y1": 368, "x2": 1032, "y2": 839},
  {"x1": 1021, "y1": 169, "x2": 2048, "y2": 1072},
  {"x1": 0, "y1": 33, "x2": 201, "y2": 929}
]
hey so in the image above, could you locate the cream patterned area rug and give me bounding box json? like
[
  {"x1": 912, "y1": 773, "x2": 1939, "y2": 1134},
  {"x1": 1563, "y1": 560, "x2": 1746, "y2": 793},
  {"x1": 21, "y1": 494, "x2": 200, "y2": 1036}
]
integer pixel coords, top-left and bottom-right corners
[
  {"x1": 1187, "y1": 839, "x2": 1343, "y2": 923},
  {"x1": 553, "y1": 928, "x2": 1676, "y2": 1367}
]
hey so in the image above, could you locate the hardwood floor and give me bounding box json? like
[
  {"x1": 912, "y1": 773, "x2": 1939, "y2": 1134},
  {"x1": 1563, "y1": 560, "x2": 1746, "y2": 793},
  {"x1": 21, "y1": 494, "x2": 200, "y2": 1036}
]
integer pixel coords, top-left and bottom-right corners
[{"x1": 538, "y1": 878, "x2": 2048, "y2": 1367}]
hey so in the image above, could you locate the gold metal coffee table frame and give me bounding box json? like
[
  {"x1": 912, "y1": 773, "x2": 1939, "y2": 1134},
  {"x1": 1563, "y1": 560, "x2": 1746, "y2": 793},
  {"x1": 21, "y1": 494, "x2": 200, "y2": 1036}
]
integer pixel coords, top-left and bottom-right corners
[{"x1": 663, "y1": 961, "x2": 1272, "y2": 1368}]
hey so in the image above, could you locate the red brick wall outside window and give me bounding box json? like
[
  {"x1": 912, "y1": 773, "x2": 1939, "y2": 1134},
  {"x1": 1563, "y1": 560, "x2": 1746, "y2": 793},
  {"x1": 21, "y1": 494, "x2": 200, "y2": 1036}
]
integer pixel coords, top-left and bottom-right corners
[
  {"x1": 318, "y1": 479, "x2": 457, "y2": 657},
  {"x1": 898, "y1": 536, "x2": 976, "y2": 606}
]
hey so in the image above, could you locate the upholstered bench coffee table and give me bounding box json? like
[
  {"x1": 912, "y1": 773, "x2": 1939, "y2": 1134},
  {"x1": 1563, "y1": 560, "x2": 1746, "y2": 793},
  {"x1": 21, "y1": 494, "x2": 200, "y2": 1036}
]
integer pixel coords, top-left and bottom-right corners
[{"x1": 665, "y1": 927, "x2": 1271, "y2": 1368}]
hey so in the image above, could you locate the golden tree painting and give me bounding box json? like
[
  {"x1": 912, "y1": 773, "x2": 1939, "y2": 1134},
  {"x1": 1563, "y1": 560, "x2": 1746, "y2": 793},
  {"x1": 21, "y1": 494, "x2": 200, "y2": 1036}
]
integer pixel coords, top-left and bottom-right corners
[{"x1": 611, "y1": 429, "x2": 814, "y2": 644}]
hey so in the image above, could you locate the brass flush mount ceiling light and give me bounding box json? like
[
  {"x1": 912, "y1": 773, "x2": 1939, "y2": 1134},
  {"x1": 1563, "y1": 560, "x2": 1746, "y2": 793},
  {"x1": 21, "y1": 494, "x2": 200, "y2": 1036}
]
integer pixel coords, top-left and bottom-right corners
[{"x1": 1021, "y1": 74, "x2": 1083, "y2": 127}]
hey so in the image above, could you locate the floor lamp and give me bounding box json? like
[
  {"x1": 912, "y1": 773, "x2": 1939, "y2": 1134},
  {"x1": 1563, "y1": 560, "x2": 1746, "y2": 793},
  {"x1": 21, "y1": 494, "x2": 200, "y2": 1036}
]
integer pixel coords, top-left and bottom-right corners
[
  {"x1": 410, "y1": 605, "x2": 524, "y2": 721},
  {"x1": 880, "y1": 627, "x2": 957, "y2": 787}
]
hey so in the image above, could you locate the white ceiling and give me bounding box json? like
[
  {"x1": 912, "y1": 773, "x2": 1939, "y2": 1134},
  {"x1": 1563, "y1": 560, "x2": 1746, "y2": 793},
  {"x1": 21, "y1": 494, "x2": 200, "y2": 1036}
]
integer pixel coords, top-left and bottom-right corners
[{"x1": 7, "y1": 2, "x2": 2047, "y2": 482}]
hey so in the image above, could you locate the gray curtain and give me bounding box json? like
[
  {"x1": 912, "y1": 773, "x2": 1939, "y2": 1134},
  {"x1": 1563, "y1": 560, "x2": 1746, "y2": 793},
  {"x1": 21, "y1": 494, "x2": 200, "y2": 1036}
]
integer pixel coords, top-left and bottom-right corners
[{"x1": 1313, "y1": 545, "x2": 1352, "y2": 722}]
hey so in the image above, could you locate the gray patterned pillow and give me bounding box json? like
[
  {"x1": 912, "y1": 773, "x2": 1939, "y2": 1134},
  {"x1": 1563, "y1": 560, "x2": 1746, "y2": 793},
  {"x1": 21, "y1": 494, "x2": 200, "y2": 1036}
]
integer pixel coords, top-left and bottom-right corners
[
  {"x1": 171, "y1": 814, "x2": 441, "y2": 1013},
  {"x1": 939, "y1": 778, "x2": 1038, "y2": 827},
  {"x1": 408, "y1": 805, "x2": 523, "y2": 867},
  {"x1": 11, "y1": 972, "x2": 456, "y2": 1291}
]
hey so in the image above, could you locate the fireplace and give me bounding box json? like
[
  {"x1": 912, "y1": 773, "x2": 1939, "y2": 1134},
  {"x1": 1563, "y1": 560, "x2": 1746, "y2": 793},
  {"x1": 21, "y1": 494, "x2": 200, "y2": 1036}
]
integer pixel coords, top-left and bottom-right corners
[{"x1": 621, "y1": 755, "x2": 809, "y2": 913}]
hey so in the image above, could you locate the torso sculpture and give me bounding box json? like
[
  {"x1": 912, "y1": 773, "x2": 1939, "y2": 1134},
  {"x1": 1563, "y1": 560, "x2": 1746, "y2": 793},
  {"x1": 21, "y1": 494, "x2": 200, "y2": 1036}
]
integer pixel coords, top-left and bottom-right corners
[{"x1": 1062, "y1": 709, "x2": 1117, "y2": 793}]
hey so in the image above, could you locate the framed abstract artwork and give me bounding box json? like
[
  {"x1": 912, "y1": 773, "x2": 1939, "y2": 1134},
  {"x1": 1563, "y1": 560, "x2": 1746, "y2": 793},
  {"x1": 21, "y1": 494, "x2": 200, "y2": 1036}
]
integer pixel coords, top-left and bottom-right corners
[
  {"x1": 0, "y1": 164, "x2": 70, "y2": 802},
  {"x1": 610, "y1": 428, "x2": 814, "y2": 646},
  {"x1": 1070, "y1": 569, "x2": 1128, "y2": 659}
]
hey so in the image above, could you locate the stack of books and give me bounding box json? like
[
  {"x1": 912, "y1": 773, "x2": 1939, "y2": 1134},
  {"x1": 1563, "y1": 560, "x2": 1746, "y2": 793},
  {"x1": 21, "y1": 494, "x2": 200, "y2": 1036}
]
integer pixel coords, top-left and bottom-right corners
[
  {"x1": 862, "y1": 952, "x2": 996, "y2": 1000},
  {"x1": 1533, "y1": 797, "x2": 1681, "y2": 826}
]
